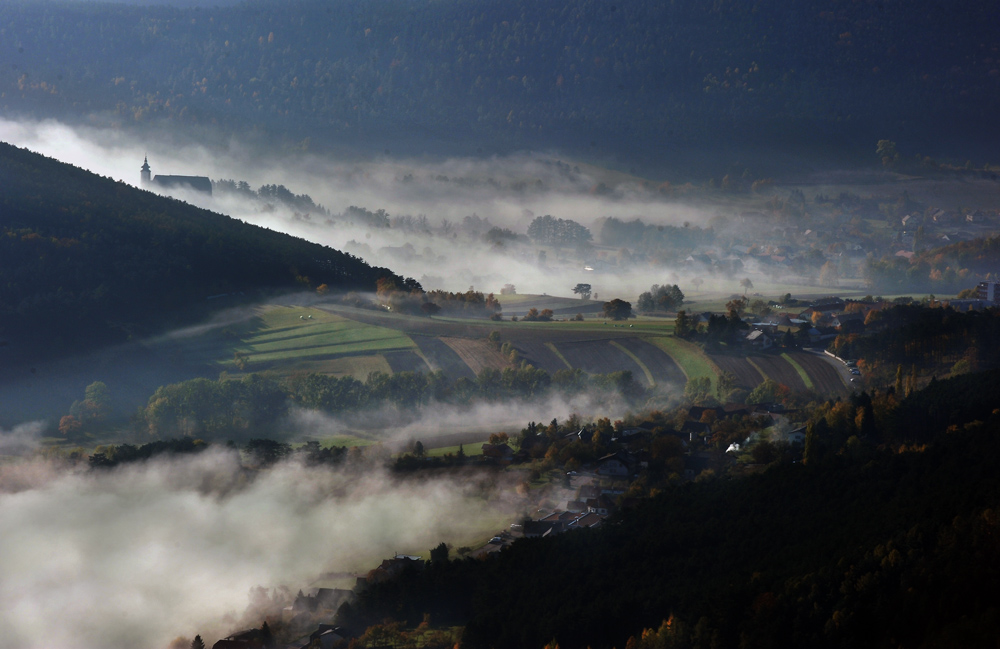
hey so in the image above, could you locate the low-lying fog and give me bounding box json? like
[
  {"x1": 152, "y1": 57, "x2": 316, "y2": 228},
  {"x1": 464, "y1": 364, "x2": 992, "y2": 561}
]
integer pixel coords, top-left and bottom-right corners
[
  {"x1": 0, "y1": 447, "x2": 514, "y2": 649},
  {"x1": 0, "y1": 117, "x2": 743, "y2": 299}
]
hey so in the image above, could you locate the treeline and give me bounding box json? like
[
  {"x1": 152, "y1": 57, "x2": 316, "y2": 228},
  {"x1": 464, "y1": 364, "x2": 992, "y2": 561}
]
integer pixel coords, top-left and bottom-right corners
[
  {"x1": 214, "y1": 180, "x2": 329, "y2": 216},
  {"x1": 599, "y1": 217, "x2": 715, "y2": 255},
  {"x1": 865, "y1": 235, "x2": 1000, "y2": 294},
  {"x1": 3, "y1": 0, "x2": 998, "y2": 161},
  {"x1": 338, "y1": 370, "x2": 1000, "y2": 648},
  {"x1": 135, "y1": 367, "x2": 643, "y2": 439},
  {"x1": 370, "y1": 277, "x2": 502, "y2": 317},
  {"x1": 86, "y1": 437, "x2": 352, "y2": 470},
  {"x1": 829, "y1": 305, "x2": 1000, "y2": 378},
  {"x1": 0, "y1": 143, "x2": 398, "y2": 360},
  {"x1": 88, "y1": 437, "x2": 209, "y2": 468}
]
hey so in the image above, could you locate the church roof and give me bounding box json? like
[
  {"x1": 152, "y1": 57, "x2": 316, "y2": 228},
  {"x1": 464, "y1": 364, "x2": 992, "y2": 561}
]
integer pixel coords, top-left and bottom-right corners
[{"x1": 152, "y1": 175, "x2": 212, "y2": 194}]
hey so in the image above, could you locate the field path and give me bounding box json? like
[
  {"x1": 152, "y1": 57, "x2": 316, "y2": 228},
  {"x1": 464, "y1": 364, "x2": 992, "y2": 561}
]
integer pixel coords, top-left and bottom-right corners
[
  {"x1": 411, "y1": 336, "x2": 476, "y2": 380},
  {"x1": 748, "y1": 354, "x2": 807, "y2": 391},
  {"x1": 614, "y1": 338, "x2": 687, "y2": 386},
  {"x1": 789, "y1": 351, "x2": 850, "y2": 396}
]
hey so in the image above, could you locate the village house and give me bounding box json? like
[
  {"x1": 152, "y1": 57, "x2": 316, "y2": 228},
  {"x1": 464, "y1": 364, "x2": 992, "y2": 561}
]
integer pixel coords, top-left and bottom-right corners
[
  {"x1": 745, "y1": 329, "x2": 773, "y2": 350},
  {"x1": 596, "y1": 451, "x2": 636, "y2": 477}
]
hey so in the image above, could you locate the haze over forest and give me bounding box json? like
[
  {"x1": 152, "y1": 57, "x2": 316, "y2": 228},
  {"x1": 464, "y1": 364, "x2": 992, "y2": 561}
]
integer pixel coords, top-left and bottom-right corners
[{"x1": 2, "y1": 2, "x2": 1000, "y2": 649}]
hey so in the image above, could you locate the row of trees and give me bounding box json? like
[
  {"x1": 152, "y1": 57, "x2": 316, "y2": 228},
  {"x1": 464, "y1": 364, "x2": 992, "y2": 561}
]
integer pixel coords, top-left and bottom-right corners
[{"x1": 137, "y1": 366, "x2": 644, "y2": 439}]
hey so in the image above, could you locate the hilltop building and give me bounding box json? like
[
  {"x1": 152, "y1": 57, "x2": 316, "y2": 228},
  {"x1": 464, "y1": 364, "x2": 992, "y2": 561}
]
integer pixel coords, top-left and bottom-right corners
[{"x1": 140, "y1": 156, "x2": 212, "y2": 195}]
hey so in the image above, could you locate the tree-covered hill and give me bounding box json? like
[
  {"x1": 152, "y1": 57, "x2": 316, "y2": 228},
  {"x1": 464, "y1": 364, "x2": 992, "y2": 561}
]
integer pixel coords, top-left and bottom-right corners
[
  {"x1": 340, "y1": 370, "x2": 1000, "y2": 648},
  {"x1": 2, "y1": 0, "x2": 998, "y2": 166},
  {"x1": 0, "y1": 142, "x2": 399, "y2": 360}
]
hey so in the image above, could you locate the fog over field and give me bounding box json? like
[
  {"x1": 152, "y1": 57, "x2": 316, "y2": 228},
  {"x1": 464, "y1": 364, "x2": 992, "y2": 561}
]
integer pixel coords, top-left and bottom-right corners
[
  {"x1": 0, "y1": 449, "x2": 513, "y2": 649},
  {"x1": 0, "y1": 117, "x2": 728, "y2": 298}
]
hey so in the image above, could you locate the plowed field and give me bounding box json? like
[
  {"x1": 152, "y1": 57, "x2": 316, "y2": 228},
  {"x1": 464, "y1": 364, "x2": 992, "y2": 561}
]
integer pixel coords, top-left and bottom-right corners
[
  {"x1": 383, "y1": 350, "x2": 430, "y2": 374},
  {"x1": 709, "y1": 354, "x2": 764, "y2": 389},
  {"x1": 511, "y1": 341, "x2": 572, "y2": 374},
  {"x1": 614, "y1": 338, "x2": 687, "y2": 386},
  {"x1": 749, "y1": 355, "x2": 807, "y2": 391},
  {"x1": 411, "y1": 336, "x2": 476, "y2": 380},
  {"x1": 788, "y1": 352, "x2": 849, "y2": 396},
  {"x1": 440, "y1": 337, "x2": 512, "y2": 375},
  {"x1": 555, "y1": 340, "x2": 654, "y2": 386}
]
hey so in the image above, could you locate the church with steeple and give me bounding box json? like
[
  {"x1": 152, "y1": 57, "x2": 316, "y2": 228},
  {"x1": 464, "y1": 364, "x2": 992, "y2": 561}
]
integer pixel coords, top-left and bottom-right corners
[{"x1": 140, "y1": 156, "x2": 212, "y2": 195}]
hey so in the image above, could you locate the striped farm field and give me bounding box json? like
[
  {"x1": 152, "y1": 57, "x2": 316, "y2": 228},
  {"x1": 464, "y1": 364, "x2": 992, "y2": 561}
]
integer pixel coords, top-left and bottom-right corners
[
  {"x1": 233, "y1": 306, "x2": 416, "y2": 367},
  {"x1": 554, "y1": 340, "x2": 653, "y2": 386},
  {"x1": 787, "y1": 352, "x2": 850, "y2": 396},
  {"x1": 411, "y1": 336, "x2": 476, "y2": 379},
  {"x1": 747, "y1": 354, "x2": 807, "y2": 392},
  {"x1": 647, "y1": 336, "x2": 719, "y2": 389},
  {"x1": 709, "y1": 353, "x2": 764, "y2": 390}
]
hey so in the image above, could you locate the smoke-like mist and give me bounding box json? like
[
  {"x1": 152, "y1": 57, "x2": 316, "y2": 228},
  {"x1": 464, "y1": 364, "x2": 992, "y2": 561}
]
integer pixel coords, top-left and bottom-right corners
[
  {"x1": 0, "y1": 450, "x2": 514, "y2": 649},
  {"x1": 0, "y1": 117, "x2": 736, "y2": 298},
  {"x1": 291, "y1": 389, "x2": 636, "y2": 448},
  {"x1": 0, "y1": 422, "x2": 44, "y2": 456}
]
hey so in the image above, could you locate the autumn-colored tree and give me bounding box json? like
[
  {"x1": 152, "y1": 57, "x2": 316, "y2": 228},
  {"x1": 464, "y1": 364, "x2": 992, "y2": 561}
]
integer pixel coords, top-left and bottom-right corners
[{"x1": 58, "y1": 415, "x2": 83, "y2": 437}]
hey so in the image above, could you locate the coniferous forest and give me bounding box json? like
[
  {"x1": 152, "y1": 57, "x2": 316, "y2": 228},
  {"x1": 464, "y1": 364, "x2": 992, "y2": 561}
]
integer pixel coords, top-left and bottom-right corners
[{"x1": 2, "y1": 0, "x2": 998, "y2": 166}]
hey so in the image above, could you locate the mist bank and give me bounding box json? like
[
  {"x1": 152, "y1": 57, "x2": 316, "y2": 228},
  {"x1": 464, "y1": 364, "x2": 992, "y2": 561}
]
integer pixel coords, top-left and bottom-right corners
[
  {"x1": 5, "y1": 116, "x2": 997, "y2": 308},
  {"x1": 0, "y1": 449, "x2": 513, "y2": 649}
]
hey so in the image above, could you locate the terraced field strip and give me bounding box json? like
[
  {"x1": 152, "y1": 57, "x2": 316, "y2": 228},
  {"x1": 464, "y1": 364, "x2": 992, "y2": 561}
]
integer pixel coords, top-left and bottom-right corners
[
  {"x1": 647, "y1": 336, "x2": 720, "y2": 388},
  {"x1": 235, "y1": 306, "x2": 416, "y2": 365},
  {"x1": 383, "y1": 350, "x2": 431, "y2": 374},
  {"x1": 543, "y1": 342, "x2": 573, "y2": 369},
  {"x1": 781, "y1": 353, "x2": 815, "y2": 390},
  {"x1": 441, "y1": 337, "x2": 512, "y2": 375},
  {"x1": 270, "y1": 355, "x2": 392, "y2": 380},
  {"x1": 787, "y1": 352, "x2": 849, "y2": 396},
  {"x1": 709, "y1": 353, "x2": 764, "y2": 390},
  {"x1": 614, "y1": 338, "x2": 688, "y2": 386},
  {"x1": 747, "y1": 355, "x2": 807, "y2": 392},
  {"x1": 609, "y1": 341, "x2": 655, "y2": 385},
  {"x1": 411, "y1": 336, "x2": 476, "y2": 380},
  {"x1": 555, "y1": 340, "x2": 654, "y2": 386}
]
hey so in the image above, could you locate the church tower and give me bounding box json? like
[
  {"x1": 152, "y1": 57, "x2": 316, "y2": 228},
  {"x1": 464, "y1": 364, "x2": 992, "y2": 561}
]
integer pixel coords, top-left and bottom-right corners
[{"x1": 140, "y1": 156, "x2": 151, "y2": 186}]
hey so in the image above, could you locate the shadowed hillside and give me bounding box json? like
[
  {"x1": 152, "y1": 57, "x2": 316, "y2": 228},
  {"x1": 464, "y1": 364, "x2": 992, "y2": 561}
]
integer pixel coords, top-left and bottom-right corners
[{"x1": 0, "y1": 142, "x2": 401, "y2": 362}]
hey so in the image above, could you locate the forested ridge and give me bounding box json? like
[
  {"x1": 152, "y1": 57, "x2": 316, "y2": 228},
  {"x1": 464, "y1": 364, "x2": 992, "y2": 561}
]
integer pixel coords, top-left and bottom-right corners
[
  {"x1": 339, "y1": 369, "x2": 1000, "y2": 648},
  {"x1": 0, "y1": 142, "x2": 398, "y2": 359},
  {"x1": 2, "y1": 0, "x2": 998, "y2": 162}
]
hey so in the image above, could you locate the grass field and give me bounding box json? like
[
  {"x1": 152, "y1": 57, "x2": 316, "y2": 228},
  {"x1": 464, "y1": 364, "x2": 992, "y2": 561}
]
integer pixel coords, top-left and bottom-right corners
[
  {"x1": 781, "y1": 352, "x2": 815, "y2": 390},
  {"x1": 226, "y1": 306, "x2": 416, "y2": 373},
  {"x1": 647, "y1": 336, "x2": 720, "y2": 389}
]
